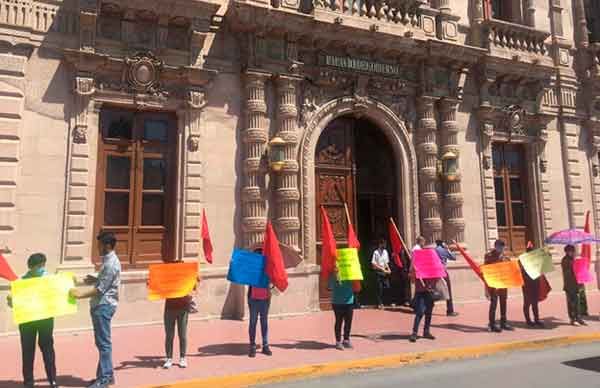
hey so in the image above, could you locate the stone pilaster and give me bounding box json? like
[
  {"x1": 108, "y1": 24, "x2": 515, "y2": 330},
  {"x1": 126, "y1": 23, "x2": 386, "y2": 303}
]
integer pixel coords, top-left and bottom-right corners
[
  {"x1": 548, "y1": 0, "x2": 563, "y2": 37},
  {"x1": 478, "y1": 105, "x2": 498, "y2": 249},
  {"x1": 560, "y1": 118, "x2": 586, "y2": 228},
  {"x1": 78, "y1": 0, "x2": 98, "y2": 52},
  {"x1": 242, "y1": 71, "x2": 269, "y2": 248},
  {"x1": 439, "y1": 98, "x2": 464, "y2": 243},
  {"x1": 417, "y1": 96, "x2": 442, "y2": 243},
  {"x1": 524, "y1": 0, "x2": 536, "y2": 28},
  {"x1": 274, "y1": 76, "x2": 301, "y2": 250},
  {"x1": 62, "y1": 75, "x2": 94, "y2": 266},
  {"x1": 535, "y1": 119, "x2": 554, "y2": 239},
  {"x1": 573, "y1": 0, "x2": 589, "y2": 48},
  {"x1": 181, "y1": 89, "x2": 207, "y2": 260}
]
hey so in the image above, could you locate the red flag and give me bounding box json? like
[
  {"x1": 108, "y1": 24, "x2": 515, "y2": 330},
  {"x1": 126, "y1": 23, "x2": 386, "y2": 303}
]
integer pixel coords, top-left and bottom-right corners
[
  {"x1": 0, "y1": 253, "x2": 17, "y2": 281},
  {"x1": 388, "y1": 219, "x2": 404, "y2": 268},
  {"x1": 201, "y1": 210, "x2": 213, "y2": 264},
  {"x1": 539, "y1": 274, "x2": 552, "y2": 302},
  {"x1": 455, "y1": 242, "x2": 485, "y2": 282},
  {"x1": 320, "y1": 206, "x2": 337, "y2": 280},
  {"x1": 582, "y1": 210, "x2": 591, "y2": 264},
  {"x1": 263, "y1": 222, "x2": 288, "y2": 292}
]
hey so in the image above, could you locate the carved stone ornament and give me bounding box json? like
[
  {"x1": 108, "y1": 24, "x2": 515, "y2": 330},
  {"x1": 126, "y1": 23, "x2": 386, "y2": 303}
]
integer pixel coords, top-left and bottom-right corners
[
  {"x1": 300, "y1": 83, "x2": 320, "y2": 127},
  {"x1": 187, "y1": 135, "x2": 200, "y2": 152},
  {"x1": 73, "y1": 126, "x2": 87, "y2": 144},
  {"x1": 124, "y1": 52, "x2": 165, "y2": 96},
  {"x1": 75, "y1": 76, "x2": 95, "y2": 96},
  {"x1": 187, "y1": 89, "x2": 207, "y2": 110},
  {"x1": 502, "y1": 104, "x2": 527, "y2": 136}
]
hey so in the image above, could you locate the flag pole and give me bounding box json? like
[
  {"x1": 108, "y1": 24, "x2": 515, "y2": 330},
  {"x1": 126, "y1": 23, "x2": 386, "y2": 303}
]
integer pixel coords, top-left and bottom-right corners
[
  {"x1": 389, "y1": 217, "x2": 412, "y2": 260},
  {"x1": 343, "y1": 203, "x2": 352, "y2": 231}
]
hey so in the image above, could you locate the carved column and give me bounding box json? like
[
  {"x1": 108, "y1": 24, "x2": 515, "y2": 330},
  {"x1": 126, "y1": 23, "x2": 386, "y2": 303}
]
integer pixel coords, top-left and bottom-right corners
[
  {"x1": 574, "y1": 0, "x2": 589, "y2": 48},
  {"x1": 549, "y1": 0, "x2": 563, "y2": 36},
  {"x1": 62, "y1": 75, "x2": 94, "y2": 265},
  {"x1": 78, "y1": 0, "x2": 97, "y2": 52},
  {"x1": 242, "y1": 71, "x2": 269, "y2": 248},
  {"x1": 478, "y1": 105, "x2": 498, "y2": 249},
  {"x1": 524, "y1": 0, "x2": 536, "y2": 28},
  {"x1": 439, "y1": 98, "x2": 464, "y2": 243},
  {"x1": 535, "y1": 119, "x2": 553, "y2": 240},
  {"x1": 417, "y1": 96, "x2": 442, "y2": 243},
  {"x1": 274, "y1": 76, "x2": 301, "y2": 250}
]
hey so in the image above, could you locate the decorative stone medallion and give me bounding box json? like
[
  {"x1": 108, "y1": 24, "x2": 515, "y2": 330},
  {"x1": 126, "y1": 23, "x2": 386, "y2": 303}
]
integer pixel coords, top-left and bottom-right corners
[{"x1": 124, "y1": 52, "x2": 164, "y2": 95}]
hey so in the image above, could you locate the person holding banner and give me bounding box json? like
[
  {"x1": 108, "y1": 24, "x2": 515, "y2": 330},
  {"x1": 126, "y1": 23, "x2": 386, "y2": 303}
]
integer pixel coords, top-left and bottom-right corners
[
  {"x1": 408, "y1": 269, "x2": 436, "y2": 343},
  {"x1": 70, "y1": 232, "x2": 121, "y2": 388},
  {"x1": 520, "y1": 244, "x2": 543, "y2": 327},
  {"x1": 328, "y1": 266, "x2": 355, "y2": 350},
  {"x1": 561, "y1": 245, "x2": 586, "y2": 326},
  {"x1": 7, "y1": 253, "x2": 58, "y2": 388},
  {"x1": 247, "y1": 248, "x2": 272, "y2": 358},
  {"x1": 371, "y1": 238, "x2": 391, "y2": 309},
  {"x1": 484, "y1": 240, "x2": 513, "y2": 333}
]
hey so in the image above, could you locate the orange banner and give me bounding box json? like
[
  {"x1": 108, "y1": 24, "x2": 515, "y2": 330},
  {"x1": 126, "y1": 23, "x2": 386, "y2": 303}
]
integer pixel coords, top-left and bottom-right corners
[
  {"x1": 148, "y1": 262, "x2": 198, "y2": 301},
  {"x1": 481, "y1": 260, "x2": 524, "y2": 289}
]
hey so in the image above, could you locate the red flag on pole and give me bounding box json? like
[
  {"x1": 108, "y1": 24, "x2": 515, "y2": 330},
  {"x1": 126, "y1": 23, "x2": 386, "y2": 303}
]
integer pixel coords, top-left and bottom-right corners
[
  {"x1": 320, "y1": 206, "x2": 337, "y2": 280},
  {"x1": 201, "y1": 210, "x2": 213, "y2": 264},
  {"x1": 455, "y1": 242, "x2": 485, "y2": 282},
  {"x1": 388, "y1": 219, "x2": 404, "y2": 269},
  {"x1": 263, "y1": 222, "x2": 288, "y2": 292},
  {"x1": 0, "y1": 253, "x2": 17, "y2": 281},
  {"x1": 582, "y1": 210, "x2": 591, "y2": 265}
]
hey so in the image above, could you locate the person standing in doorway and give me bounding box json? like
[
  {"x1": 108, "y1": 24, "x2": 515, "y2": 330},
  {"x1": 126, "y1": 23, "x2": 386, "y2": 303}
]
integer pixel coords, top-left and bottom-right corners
[
  {"x1": 371, "y1": 238, "x2": 391, "y2": 309},
  {"x1": 7, "y1": 253, "x2": 58, "y2": 388},
  {"x1": 70, "y1": 232, "x2": 121, "y2": 388},
  {"x1": 561, "y1": 245, "x2": 586, "y2": 326},
  {"x1": 484, "y1": 240, "x2": 513, "y2": 333},
  {"x1": 435, "y1": 240, "x2": 458, "y2": 317}
]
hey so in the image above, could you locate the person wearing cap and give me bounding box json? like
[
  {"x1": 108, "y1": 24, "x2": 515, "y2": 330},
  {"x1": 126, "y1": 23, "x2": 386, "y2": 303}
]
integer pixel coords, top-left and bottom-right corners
[
  {"x1": 561, "y1": 244, "x2": 586, "y2": 326},
  {"x1": 7, "y1": 253, "x2": 59, "y2": 388},
  {"x1": 70, "y1": 232, "x2": 121, "y2": 388},
  {"x1": 484, "y1": 240, "x2": 514, "y2": 332},
  {"x1": 434, "y1": 240, "x2": 458, "y2": 317}
]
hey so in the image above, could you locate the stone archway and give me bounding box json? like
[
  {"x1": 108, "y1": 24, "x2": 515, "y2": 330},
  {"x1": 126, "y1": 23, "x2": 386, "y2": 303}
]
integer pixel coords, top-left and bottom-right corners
[{"x1": 299, "y1": 95, "x2": 419, "y2": 262}]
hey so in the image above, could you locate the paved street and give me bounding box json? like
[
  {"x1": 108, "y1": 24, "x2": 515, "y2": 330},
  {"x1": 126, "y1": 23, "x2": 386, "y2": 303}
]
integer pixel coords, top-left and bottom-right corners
[
  {"x1": 262, "y1": 342, "x2": 600, "y2": 388},
  {"x1": 0, "y1": 292, "x2": 599, "y2": 387}
]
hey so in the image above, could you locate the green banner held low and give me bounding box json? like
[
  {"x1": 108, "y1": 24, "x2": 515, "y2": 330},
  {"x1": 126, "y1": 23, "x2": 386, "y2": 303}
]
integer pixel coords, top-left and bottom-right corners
[
  {"x1": 518, "y1": 248, "x2": 554, "y2": 280},
  {"x1": 336, "y1": 248, "x2": 363, "y2": 281}
]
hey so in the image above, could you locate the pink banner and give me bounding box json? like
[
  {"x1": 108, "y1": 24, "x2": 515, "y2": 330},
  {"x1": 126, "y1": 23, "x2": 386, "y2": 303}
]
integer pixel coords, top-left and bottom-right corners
[
  {"x1": 413, "y1": 249, "x2": 446, "y2": 279},
  {"x1": 574, "y1": 257, "x2": 594, "y2": 284}
]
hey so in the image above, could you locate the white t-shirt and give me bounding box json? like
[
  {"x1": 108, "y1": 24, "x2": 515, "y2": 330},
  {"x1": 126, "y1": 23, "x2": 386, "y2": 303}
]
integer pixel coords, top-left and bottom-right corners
[
  {"x1": 371, "y1": 248, "x2": 390, "y2": 268},
  {"x1": 412, "y1": 244, "x2": 423, "y2": 251}
]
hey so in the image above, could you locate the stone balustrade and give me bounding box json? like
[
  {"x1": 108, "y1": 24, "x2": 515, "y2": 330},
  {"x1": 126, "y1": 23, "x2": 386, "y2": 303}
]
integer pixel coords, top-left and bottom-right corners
[
  {"x1": 0, "y1": 0, "x2": 78, "y2": 35},
  {"x1": 483, "y1": 19, "x2": 550, "y2": 57},
  {"x1": 313, "y1": 0, "x2": 428, "y2": 28}
]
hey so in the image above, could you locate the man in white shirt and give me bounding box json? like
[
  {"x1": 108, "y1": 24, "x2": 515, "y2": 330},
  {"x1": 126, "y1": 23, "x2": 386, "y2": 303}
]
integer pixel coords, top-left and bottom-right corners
[
  {"x1": 412, "y1": 236, "x2": 426, "y2": 252},
  {"x1": 372, "y1": 238, "x2": 391, "y2": 309}
]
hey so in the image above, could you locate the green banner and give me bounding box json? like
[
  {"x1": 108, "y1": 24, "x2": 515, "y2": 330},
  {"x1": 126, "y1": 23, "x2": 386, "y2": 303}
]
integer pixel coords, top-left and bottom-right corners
[
  {"x1": 336, "y1": 248, "x2": 364, "y2": 281},
  {"x1": 518, "y1": 248, "x2": 554, "y2": 280}
]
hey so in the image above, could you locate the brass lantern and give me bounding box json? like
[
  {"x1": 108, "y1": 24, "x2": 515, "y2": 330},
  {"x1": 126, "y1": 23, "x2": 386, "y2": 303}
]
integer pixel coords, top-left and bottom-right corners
[
  {"x1": 268, "y1": 136, "x2": 286, "y2": 172},
  {"x1": 441, "y1": 151, "x2": 458, "y2": 181}
]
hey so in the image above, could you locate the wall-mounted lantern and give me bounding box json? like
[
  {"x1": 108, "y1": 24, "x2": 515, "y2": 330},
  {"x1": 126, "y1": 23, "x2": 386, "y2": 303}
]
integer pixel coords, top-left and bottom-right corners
[
  {"x1": 441, "y1": 151, "x2": 459, "y2": 181},
  {"x1": 268, "y1": 136, "x2": 286, "y2": 172}
]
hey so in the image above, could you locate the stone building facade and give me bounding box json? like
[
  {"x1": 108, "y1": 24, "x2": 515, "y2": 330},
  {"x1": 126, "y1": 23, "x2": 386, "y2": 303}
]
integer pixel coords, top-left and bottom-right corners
[{"x1": 0, "y1": 0, "x2": 599, "y2": 333}]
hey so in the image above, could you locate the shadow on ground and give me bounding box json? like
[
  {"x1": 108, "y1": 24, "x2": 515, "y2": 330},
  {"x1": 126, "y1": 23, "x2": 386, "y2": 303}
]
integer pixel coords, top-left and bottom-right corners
[
  {"x1": 0, "y1": 375, "x2": 89, "y2": 388},
  {"x1": 115, "y1": 355, "x2": 164, "y2": 370},
  {"x1": 563, "y1": 356, "x2": 600, "y2": 372}
]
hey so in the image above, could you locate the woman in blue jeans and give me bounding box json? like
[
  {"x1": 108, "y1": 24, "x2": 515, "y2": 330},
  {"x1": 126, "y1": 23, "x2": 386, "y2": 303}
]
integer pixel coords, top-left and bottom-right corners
[
  {"x1": 409, "y1": 266, "x2": 437, "y2": 343},
  {"x1": 247, "y1": 284, "x2": 272, "y2": 357}
]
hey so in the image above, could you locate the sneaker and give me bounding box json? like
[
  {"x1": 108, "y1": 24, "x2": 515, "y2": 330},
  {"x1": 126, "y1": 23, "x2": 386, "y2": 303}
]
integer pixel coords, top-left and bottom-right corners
[
  {"x1": 501, "y1": 322, "x2": 514, "y2": 331},
  {"x1": 87, "y1": 381, "x2": 106, "y2": 388},
  {"x1": 179, "y1": 358, "x2": 187, "y2": 368},
  {"x1": 423, "y1": 332, "x2": 436, "y2": 340},
  {"x1": 577, "y1": 319, "x2": 587, "y2": 326},
  {"x1": 377, "y1": 305, "x2": 384, "y2": 310},
  {"x1": 163, "y1": 358, "x2": 173, "y2": 369},
  {"x1": 335, "y1": 341, "x2": 344, "y2": 350},
  {"x1": 526, "y1": 320, "x2": 535, "y2": 327},
  {"x1": 447, "y1": 311, "x2": 459, "y2": 317},
  {"x1": 342, "y1": 340, "x2": 353, "y2": 349},
  {"x1": 262, "y1": 346, "x2": 273, "y2": 356},
  {"x1": 534, "y1": 320, "x2": 545, "y2": 328},
  {"x1": 571, "y1": 320, "x2": 580, "y2": 326},
  {"x1": 249, "y1": 345, "x2": 257, "y2": 358},
  {"x1": 409, "y1": 333, "x2": 417, "y2": 343},
  {"x1": 49, "y1": 382, "x2": 60, "y2": 388},
  {"x1": 488, "y1": 324, "x2": 502, "y2": 333}
]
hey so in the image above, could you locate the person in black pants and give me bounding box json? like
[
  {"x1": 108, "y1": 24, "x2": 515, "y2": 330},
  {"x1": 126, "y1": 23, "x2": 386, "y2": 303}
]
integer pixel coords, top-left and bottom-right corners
[
  {"x1": 484, "y1": 240, "x2": 514, "y2": 332},
  {"x1": 328, "y1": 268, "x2": 355, "y2": 350},
  {"x1": 7, "y1": 253, "x2": 58, "y2": 388}
]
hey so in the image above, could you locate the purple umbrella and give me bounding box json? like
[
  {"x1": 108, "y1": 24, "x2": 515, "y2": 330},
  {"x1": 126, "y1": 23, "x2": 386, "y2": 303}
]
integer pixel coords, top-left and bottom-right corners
[{"x1": 544, "y1": 229, "x2": 600, "y2": 245}]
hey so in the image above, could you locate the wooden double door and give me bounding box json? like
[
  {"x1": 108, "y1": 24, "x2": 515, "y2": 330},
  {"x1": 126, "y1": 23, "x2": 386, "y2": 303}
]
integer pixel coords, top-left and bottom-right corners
[
  {"x1": 492, "y1": 143, "x2": 531, "y2": 256},
  {"x1": 316, "y1": 117, "x2": 397, "y2": 308},
  {"x1": 94, "y1": 108, "x2": 176, "y2": 268}
]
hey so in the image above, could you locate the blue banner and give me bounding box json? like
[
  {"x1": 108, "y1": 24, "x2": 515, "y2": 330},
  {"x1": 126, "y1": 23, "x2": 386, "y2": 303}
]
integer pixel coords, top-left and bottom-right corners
[{"x1": 227, "y1": 249, "x2": 269, "y2": 288}]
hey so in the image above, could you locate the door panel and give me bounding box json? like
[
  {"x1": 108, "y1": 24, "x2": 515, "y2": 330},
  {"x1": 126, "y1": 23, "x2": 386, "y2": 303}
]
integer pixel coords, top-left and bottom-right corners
[
  {"x1": 94, "y1": 109, "x2": 176, "y2": 268},
  {"x1": 492, "y1": 143, "x2": 530, "y2": 256},
  {"x1": 316, "y1": 118, "x2": 356, "y2": 310}
]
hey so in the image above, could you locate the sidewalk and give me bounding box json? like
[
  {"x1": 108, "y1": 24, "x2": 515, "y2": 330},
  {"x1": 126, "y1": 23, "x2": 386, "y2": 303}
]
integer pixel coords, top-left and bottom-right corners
[{"x1": 1, "y1": 292, "x2": 599, "y2": 388}]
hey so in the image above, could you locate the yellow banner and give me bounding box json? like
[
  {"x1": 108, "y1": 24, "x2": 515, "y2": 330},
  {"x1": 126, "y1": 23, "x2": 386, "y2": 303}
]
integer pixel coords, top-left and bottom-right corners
[
  {"x1": 336, "y1": 248, "x2": 363, "y2": 281},
  {"x1": 518, "y1": 248, "x2": 554, "y2": 280},
  {"x1": 481, "y1": 261, "x2": 524, "y2": 289},
  {"x1": 148, "y1": 262, "x2": 198, "y2": 301},
  {"x1": 11, "y1": 272, "x2": 77, "y2": 325}
]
